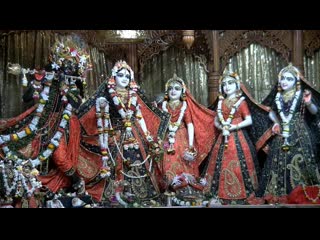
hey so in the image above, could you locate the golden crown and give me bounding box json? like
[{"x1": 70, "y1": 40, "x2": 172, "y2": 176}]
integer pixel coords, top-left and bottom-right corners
[
  {"x1": 111, "y1": 60, "x2": 134, "y2": 80},
  {"x1": 165, "y1": 73, "x2": 186, "y2": 93},
  {"x1": 278, "y1": 63, "x2": 301, "y2": 81}
]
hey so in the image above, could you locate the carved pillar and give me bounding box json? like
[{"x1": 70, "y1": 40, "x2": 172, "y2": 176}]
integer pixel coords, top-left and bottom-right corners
[
  {"x1": 292, "y1": 30, "x2": 304, "y2": 74},
  {"x1": 127, "y1": 43, "x2": 138, "y2": 80},
  {"x1": 208, "y1": 30, "x2": 220, "y2": 105}
]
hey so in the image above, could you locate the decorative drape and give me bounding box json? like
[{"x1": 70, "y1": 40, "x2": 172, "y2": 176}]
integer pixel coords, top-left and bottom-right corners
[
  {"x1": 304, "y1": 49, "x2": 320, "y2": 90},
  {"x1": 224, "y1": 43, "x2": 288, "y2": 103},
  {"x1": 141, "y1": 46, "x2": 209, "y2": 106},
  {"x1": 0, "y1": 31, "x2": 107, "y2": 118}
]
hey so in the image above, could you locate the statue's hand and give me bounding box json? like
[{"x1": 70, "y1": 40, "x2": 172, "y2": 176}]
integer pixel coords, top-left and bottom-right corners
[
  {"x1": 228, "y1": 124, "x2": 237, "y2": 132},
  {"x1": 303, "y1": 89, "x2": 312, "y2": 105},
  {"x1": 272, "y1": 123, "x2": 281, "y2": 135}
]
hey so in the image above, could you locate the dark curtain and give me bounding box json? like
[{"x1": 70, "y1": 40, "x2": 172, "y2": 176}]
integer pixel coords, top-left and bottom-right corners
[{"x1": 304, "y1": 49, "x2": 320, "y2": 90}]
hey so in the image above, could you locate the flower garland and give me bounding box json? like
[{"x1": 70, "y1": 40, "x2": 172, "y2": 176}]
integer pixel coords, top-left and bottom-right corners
[
  {"x1": 108, "y1": 87, "x2": 139, "y2": 149},
  {"x1": 217, "y1": 96, "x2": 245, "y2": 147},
  {"x1": 51, "y1": 41, "x2": 91, "y2": 78},
  {"x1": 162, "y1": 100, "x2": 187, "y2": 154},
  {"x1": 0, "y1": 85, "x2": 51, "y2": 147},
  {"x1": 109, "y1": 88, "x2": 137, "y2": 119},
  {"x1": 95, "y1": 97, "x2": 112, "y2": 178},
  {"x1": 0, "y1": 103, "x2": 73, "y2": 168},
  {"x1": 107, "y1": 81, "x2": 154, "y2": 179},
  {"x1": 275, "y1": 90, "x2": 301, "y2": 149},
  {"x1": 171, "y1": 196, "x2": 210, "y2": 207},
  {"x1": 0, "y1": 161, "x2": 42, "y2": 198}
]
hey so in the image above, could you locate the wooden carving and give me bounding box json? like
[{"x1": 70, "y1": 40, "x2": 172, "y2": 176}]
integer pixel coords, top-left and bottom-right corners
[{"x1": 219, "y1": 30, "x2": 292, "y2": 72}]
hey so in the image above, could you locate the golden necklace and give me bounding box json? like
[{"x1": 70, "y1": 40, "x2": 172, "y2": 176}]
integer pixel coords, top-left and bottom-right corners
[
  {"x1": 116, "y1": 88, "x2": 129, "y2": 105},
  {"x1": 168, "y1": 100, "x2": 181, "y2": 110},
  {"x1": 282, "y1": 88, "x2": 296, "y2": 103},
  {"x1": 225, "y1": 97, "x2": 238, "y2": 109}
]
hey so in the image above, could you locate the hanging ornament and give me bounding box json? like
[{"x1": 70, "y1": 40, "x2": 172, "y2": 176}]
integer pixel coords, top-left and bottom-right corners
[{"x1": 182, "y1": 30, "x2": 195, "y2": 49}]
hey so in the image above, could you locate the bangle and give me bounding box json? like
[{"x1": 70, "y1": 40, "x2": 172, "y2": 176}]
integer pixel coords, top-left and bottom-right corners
[{"x1": 144, "y1": 131, "x2": 150, "y2": 137}]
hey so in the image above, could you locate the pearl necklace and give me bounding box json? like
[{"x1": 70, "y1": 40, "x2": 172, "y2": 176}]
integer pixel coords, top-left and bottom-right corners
[
  {"x1": 162, "y1": 100, "x2": 187, "y2": 153},
  {"x1": 275, "y1": 90, "x2": 301, "y2": 146}
]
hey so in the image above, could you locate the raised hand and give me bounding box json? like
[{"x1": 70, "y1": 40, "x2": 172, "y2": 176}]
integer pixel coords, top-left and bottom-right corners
[
  {"x1": 303, "y1": 89, "x2": 312, "y2": 105},
  {"x1": 272, "y1": 123, "x2": 281, "y2": 135}
]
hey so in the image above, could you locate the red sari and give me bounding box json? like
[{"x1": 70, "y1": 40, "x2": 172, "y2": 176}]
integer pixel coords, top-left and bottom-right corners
[
  {"x1": 77, "y1": 92, "x2": 165, "y2": 202},
  {"x1": 162, "y1": 91, "x2": 216, "y2": 185},
  {"x1": 163, "y1": 104, "x2": 194, "y2": 180},
  {"x1": 204, "y1": 99, "x2": 259, "y2": 202}
]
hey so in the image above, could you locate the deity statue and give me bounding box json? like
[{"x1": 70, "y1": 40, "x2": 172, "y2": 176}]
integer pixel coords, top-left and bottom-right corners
[
  {"x1": 259, "y1": 64, "x2": 320, "y2": 204},
  {"x1": 78, "y1": 60, "x2": 169, "y2": 207},
  {"x1": 160, "y1": 74, "x2": 216, "y2": 206},
  {"x1": 202, "y1": 72, "x2": 262, "y2": 204}
]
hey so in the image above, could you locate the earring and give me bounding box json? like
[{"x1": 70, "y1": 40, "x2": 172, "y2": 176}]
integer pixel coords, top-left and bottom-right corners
[{"x1": 277, "y1": 83, "x2": 282, "y2": 92}]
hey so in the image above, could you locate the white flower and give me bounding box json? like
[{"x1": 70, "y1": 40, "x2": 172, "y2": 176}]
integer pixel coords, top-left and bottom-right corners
[
  {"x1": 79, "y1": 55, "x2": 87, "y2": 64},
  {"x1": 51, "y1": 62, "x2": 60, "y2": 70},
  {"x1": 171, "y1": 175, "x2": 182, "y2": 186},
  {"x1": 200, "y1": 178, "x2": 207, "y2": 186},
  {"x1": 71, "y1": 50, "x2": 78, "y2": 57}
]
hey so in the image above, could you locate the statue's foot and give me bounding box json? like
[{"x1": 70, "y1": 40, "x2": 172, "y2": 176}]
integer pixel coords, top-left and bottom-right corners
[{"x1": 73, "y1": 178, "x2": 85, "y2": 195}]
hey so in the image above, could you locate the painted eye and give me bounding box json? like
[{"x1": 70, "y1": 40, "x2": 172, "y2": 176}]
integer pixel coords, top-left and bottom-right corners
[{"x1": 117, "y1": 73, "x2": 124, "y2": 77}]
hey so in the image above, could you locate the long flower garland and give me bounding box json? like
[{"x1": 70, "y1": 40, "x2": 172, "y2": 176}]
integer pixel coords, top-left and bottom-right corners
[
  {"x1": 107, "y1": 85, "x2": 153, "y2": 179},
  {"x1": 162, "y1": 100, "x2": 187, "y2": 154},
  {"x1": 0, "y1": 85, "x2": 51, "y2": 147},
  {"x1": 95, "y1": 97, "x2": 112, "y2": 178},
  {"x1": 0, "y1": 101, "x2": 70, "y2": 202},
  {"x1": 109, "y1": 88, "x2": 139, "y2": 148},
  {"x1": 275, "y1": 90, "x2": 301, "y2": 148},
  {"x1": 217, "y1": 96, "x2": 245, "y2": 147},
  {"x1": 0, "y1": 103, "x2": 72, "y2": 167}
]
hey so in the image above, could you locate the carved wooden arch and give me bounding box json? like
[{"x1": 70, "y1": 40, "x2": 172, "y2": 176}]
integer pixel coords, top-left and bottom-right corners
[
  {"x1": 137, "y1": 30, "x2": 211, "y2": 75},
  {"x1": 137, "y1": 30, "x2": 179, "y2": 73},
  {"x1": 304, "y1": 30, "x2": 320, "y2": 57},
  {"x1": 219, "y1": 30, "x2": 292, "y2": 73}
]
